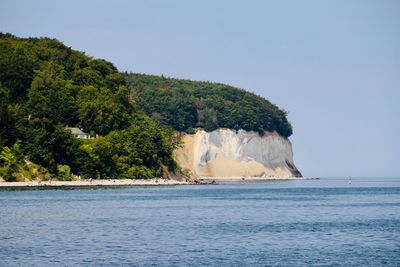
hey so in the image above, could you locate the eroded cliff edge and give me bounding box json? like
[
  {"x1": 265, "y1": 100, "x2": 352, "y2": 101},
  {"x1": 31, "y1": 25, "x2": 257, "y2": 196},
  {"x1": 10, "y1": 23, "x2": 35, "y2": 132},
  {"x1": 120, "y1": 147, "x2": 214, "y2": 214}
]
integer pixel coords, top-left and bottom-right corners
[{"x1": 174, "y1": 129, "x2": 302, "y2": 178}]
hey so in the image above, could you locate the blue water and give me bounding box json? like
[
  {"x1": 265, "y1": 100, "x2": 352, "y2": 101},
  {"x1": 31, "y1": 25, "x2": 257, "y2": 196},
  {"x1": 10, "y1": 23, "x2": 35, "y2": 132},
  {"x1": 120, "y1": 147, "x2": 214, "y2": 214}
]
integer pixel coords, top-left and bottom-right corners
[{"x1": 0, "y1": 178, "x2": 399, "y2": 266}]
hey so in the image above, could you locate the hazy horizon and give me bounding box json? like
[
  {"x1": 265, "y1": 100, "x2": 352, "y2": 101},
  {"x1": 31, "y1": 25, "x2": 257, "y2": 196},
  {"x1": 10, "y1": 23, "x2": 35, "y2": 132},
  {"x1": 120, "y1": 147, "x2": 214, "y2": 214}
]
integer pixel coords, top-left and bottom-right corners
[{"x1": 1, "y1": 0, "x2": 399, "y2": 178}]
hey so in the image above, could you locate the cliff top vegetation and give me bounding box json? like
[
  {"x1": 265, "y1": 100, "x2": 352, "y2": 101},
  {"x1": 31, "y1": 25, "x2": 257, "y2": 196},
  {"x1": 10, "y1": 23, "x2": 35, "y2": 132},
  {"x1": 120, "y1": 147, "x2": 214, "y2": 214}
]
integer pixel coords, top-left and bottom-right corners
[{"x1": 125, "y1": 73, "x2": 292, "y2": 137}]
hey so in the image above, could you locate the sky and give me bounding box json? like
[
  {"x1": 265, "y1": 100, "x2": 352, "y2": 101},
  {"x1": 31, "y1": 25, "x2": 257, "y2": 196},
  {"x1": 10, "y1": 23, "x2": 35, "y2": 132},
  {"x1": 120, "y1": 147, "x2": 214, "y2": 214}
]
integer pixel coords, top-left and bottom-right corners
[{"x1": 1, "y1": 0, "x2": 399, "y2": 177}]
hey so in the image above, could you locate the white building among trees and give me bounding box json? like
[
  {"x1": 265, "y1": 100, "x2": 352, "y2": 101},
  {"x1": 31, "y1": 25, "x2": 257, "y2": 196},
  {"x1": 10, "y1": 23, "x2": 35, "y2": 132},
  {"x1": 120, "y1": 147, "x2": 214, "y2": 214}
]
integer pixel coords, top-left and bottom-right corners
[{"x1": 65, "y1": 127, "x2": 92, "y2": 139}]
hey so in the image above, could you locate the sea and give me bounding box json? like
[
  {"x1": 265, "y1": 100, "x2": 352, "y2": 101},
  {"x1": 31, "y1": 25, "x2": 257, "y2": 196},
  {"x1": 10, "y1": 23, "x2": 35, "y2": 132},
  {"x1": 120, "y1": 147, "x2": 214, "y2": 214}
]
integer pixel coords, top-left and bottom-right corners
[{"x1": 0, "y1": 177, "x2": 399, "y2": 266}]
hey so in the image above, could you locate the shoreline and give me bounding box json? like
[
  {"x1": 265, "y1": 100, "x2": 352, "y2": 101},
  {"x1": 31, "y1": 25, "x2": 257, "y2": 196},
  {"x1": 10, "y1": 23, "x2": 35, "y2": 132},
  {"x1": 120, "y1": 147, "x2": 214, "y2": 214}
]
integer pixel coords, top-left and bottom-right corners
[
  {"x1": 0, "y1": 178, "x2": 192, "y2": 188},
  {"x1": 198, "y1": 176, "x2": 306, "y2": 181},
  {"x1": 0, "y1": 176, "x2": 311, "y2": 188}
]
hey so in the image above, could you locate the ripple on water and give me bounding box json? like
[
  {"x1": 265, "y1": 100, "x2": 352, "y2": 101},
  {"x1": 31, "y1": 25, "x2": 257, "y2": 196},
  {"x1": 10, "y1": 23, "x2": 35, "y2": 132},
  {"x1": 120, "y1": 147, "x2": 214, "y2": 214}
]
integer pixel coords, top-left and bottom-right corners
[{"x1": 0, "y1": 178, "x2": 399, "y2": 266}]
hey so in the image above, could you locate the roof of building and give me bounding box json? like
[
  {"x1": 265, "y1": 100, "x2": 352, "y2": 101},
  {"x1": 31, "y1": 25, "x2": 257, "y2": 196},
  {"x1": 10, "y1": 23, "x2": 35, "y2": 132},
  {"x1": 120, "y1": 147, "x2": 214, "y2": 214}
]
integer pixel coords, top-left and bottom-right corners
[{"x1": 66, "y1": 127, "x2": 88, "y2": 135}]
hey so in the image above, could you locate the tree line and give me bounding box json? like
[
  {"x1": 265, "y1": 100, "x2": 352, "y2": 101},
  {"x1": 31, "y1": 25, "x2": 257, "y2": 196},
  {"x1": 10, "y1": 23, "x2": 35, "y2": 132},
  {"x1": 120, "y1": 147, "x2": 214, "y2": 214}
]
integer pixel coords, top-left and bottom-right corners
[{"x1": 124, "y1": 73, "x2": 293, "y2": 137}]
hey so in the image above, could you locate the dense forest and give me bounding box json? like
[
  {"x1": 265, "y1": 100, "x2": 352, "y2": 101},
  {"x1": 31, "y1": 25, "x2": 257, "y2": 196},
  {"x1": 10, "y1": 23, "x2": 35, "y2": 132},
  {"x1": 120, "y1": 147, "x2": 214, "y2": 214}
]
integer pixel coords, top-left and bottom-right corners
[
  {"x1": 124, "y1": 73, "x2": 292, "y2": 137},
  {"x1": 0, "y1": 33, "x2": 176, "y2": 181},
  {"x1": 0, "y1": 33, "x2": 293, "y2": 181}
]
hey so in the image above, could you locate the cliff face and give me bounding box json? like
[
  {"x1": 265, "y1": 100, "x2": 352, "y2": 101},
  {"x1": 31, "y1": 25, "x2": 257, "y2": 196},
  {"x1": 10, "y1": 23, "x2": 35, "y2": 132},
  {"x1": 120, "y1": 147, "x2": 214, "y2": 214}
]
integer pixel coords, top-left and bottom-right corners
[{"x1": 174, "y1": 129, "x2": 302, "y2": 178}]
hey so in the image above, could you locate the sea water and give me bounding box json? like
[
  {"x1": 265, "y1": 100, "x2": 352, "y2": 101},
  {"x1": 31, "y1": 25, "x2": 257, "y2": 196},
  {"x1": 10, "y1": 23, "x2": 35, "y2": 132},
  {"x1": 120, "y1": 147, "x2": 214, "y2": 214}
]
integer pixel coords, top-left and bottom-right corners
[{"x1": 0, "y1": 178, "x2": 399, "y2": 266}]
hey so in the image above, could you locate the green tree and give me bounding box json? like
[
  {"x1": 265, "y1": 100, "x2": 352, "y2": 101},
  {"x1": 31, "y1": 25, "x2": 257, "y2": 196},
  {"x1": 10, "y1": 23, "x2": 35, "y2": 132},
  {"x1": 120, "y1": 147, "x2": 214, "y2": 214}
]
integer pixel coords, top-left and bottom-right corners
[
  {"x1": 26, "y1": 61, "x2": 78, "y2": 124},
  {"x1": 77, "y1": 86, "x2": 132, "y2": 135},
  {"x1": 0, "y1": 142, "x2": 23, "y2": 181},
  {"x1": 0, "y1": 84, "x2": 13, "y2": 148},
  {"x1": 57, "y1": 164, "x2": 74, "y2": 181},
  {"x1": 0, "y1": 41, "x2": 36, "y2": 101},
  {"x1": 79, "y1": 136, "x2": 116, "y2": 179},
  {"x1": 124, "y1": 73, "x2": 294, "y2": 137}
]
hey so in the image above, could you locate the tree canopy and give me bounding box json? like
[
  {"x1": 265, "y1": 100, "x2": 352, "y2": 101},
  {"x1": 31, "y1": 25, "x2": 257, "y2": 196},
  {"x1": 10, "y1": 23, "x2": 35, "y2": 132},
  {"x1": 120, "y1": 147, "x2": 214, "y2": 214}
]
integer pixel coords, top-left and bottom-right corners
[
  {"x1": 124, "y1": 73, "x2": 293, "y2": 137},
  {"x1": 0, "y1": 33, "x2": 176, "y2": 181}
]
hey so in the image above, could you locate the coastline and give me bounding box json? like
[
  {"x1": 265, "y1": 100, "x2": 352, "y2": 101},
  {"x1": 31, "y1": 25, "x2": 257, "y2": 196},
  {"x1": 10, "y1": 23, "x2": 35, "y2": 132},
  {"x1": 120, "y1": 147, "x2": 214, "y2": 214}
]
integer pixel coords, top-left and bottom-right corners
[
  {"x1": 199, "y1": 176, "x2": 305, "y2": 181},
  {"x1": 0, "y1": 176, "x2": 312, "y2": 188},
  {"x1": 0, "y1": 178, "x2": 192, "y2": 188}
]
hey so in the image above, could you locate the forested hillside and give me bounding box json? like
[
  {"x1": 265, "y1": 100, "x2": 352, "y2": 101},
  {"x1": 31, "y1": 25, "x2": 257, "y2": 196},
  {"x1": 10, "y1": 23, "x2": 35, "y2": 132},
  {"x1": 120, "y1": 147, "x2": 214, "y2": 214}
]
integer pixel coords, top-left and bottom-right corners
[
  {"x1": 0, "y1": 33, "x2": 176, "y2": 181},
  {"x1": 0, "y1": 33, "x2": 294, "y2": 182},
  {"x1": 125, "y1": 73, "x2": 292, "y2": 137}
]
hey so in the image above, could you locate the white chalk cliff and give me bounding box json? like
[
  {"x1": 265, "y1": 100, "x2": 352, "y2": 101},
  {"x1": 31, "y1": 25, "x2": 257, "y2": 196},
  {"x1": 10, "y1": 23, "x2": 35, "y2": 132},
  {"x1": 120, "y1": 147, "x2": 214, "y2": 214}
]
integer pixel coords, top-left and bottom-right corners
[{"x1": 174, "y1": 129, "x2": 302, "y2": 178}]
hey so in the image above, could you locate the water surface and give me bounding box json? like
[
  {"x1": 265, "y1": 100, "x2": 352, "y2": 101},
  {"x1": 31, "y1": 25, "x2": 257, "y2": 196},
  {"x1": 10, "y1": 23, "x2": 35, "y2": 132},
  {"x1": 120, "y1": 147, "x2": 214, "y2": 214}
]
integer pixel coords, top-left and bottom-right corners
[{"x1": 1, "y1": 177, "x2": 399, "y2": 266}]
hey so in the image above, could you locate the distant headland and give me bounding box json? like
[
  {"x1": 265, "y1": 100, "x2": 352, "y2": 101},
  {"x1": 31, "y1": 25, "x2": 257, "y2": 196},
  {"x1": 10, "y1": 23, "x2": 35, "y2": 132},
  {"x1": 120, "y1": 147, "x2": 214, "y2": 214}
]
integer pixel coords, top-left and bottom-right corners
[{"x1": 0, "y1": 33, "x2": 301, "y2": 183}]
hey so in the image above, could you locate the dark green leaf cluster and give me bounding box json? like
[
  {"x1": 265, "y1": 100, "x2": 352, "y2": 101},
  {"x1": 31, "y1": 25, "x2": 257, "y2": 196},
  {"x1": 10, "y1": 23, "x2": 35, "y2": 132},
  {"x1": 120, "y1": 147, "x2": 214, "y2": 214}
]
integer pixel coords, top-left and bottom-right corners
[
  {"x1": 0, "y1": 33, "x2": 176, "y2": 180},
  {"x1": 79, "y1": 115, "x2": 175, "y2": 179},
  {"x1": 124, "y1": 73, "x2": 293, "y2": 137}
]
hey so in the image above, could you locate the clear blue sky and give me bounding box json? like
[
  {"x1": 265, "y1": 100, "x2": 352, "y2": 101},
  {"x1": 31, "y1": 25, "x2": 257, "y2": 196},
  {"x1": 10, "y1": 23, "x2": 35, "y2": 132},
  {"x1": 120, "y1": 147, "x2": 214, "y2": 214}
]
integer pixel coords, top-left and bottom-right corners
[{"x1": 1, "y1": 0, "x2": 399, "y2": 177}]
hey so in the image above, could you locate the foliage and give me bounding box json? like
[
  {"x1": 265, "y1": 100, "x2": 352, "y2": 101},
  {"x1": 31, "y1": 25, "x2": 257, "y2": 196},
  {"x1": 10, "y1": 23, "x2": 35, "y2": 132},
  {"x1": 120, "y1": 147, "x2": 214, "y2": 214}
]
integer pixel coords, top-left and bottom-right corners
[
  {"x1": 0, "y1": 142, "x2": 51, "y2": 181},
  {"x1": 26, "y1": 61, "x2": 78, "y2": 124},
  {"x1": 76, "y1": 85, "x2": 132, "y2": 135},
  {"x1": 78, "y1": 115, "x2": 176, "y2": 179},
  {"x1": 0, "y1": 33, "x2": 176, "y2": 180},
  {"x1": 0, "y1": 33, "x2": 294, "y2": 181},
  {"x1": 0, "y1": 84, "x2": 14, "y2": 148},
  {"x1": 57, "y1": 164, "x2": 74, "y2": 181},
  {"x1": 124, "y1": 73, "x2": 293, "y2": 137},
  {"x1": 0, "y1": 142, "x2": 23, "y2": 181}
]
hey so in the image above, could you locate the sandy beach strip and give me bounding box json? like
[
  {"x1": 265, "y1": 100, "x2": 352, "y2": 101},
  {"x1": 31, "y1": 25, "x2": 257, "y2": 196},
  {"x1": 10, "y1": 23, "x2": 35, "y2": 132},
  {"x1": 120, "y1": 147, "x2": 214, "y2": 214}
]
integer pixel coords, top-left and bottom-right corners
[
  {"x1": 0, "y1": 178, "x2": 192, "y2": 188},
  {"x1": 0, "y1": 176, "x2": 312, "y2": 188}
]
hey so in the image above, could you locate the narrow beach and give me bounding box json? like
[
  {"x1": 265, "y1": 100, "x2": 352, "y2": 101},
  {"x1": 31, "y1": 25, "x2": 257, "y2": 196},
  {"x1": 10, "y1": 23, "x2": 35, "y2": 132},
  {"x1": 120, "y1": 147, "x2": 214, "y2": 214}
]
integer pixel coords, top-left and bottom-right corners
[
  {"x1": 0, "y1": 178, "x2": 191, "y2": 188},
  {"x1": 0, "y1": 177, "x2": 307, "y2": 188}
]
